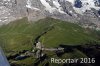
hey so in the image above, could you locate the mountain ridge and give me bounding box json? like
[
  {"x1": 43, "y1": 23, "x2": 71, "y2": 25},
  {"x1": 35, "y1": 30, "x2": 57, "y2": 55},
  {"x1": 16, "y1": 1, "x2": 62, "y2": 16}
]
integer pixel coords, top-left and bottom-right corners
[{"x1": 0, "y1": 0, "x2": 100, "y2": 29}]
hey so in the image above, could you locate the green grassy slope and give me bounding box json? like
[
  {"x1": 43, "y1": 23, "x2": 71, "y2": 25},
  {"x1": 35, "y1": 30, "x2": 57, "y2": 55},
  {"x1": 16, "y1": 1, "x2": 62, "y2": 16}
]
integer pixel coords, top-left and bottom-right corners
[
  {"x1": 39, "y1": 18, "x2": 99, "y2": 47},
  {"x1": 0, "y1": 17, "x2": 99, "y2": 52},
  {"x1": 0, "y1": 17, "x2": 100, "y2": 66},
  {"x1": 0, "y1": 18, "x2": 54, "y2": 53}
]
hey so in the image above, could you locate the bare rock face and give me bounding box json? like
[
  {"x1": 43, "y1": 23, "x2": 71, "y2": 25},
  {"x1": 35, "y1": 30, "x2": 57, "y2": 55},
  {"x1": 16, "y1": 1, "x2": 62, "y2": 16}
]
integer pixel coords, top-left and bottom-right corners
[
  {"x1": 0, "y1": 0, "x2": 100, "y2": 29},
  {"x1": 0, "y1": 0, "x2": 27, "y2": 25}
]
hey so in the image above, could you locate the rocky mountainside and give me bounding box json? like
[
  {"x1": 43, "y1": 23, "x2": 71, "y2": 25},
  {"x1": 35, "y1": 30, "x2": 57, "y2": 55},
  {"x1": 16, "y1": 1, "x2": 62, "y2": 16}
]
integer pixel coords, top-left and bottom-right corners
[{"x1": 0, "y1": 0, "x2": 100, "y2": 29}]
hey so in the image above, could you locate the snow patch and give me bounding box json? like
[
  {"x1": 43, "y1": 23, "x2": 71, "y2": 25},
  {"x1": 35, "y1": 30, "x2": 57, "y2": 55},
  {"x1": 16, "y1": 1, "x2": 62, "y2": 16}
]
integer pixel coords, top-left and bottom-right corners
[
  {"x1": 53, "y1": 0, "x2": 66, "y2": 14},
  {"x1": 3, "y1": 0, "x2": 11, "y2": 1},
  {"x1": 40, "y1": 0, "x2": 56, "y2": 13},
  {"x1": 0, "y1": 20, "x2": 2, "y2": 22},
  {"x1": 26, "y1": 0, "x2": 40, "y2": 11},
  {"x1": 39, "y1": 0, "x2": 66, "y2": 14},
  {"x1": 66, "y1": 0, "x2": 75, "y2": 4}
]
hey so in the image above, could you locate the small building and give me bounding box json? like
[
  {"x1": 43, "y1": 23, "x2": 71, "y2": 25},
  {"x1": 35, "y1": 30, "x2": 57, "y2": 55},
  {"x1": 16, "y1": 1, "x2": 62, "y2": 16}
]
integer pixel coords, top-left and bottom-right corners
[{"x1": 36, "y1": 42, "x2": 44, "y2": 49}]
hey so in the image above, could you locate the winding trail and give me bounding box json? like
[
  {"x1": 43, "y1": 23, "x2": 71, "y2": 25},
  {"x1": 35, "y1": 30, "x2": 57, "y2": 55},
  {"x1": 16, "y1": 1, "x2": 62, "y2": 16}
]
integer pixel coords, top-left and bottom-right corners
[{"x1": 34, "y1": 26, "x2": 54, "y2": 46}]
